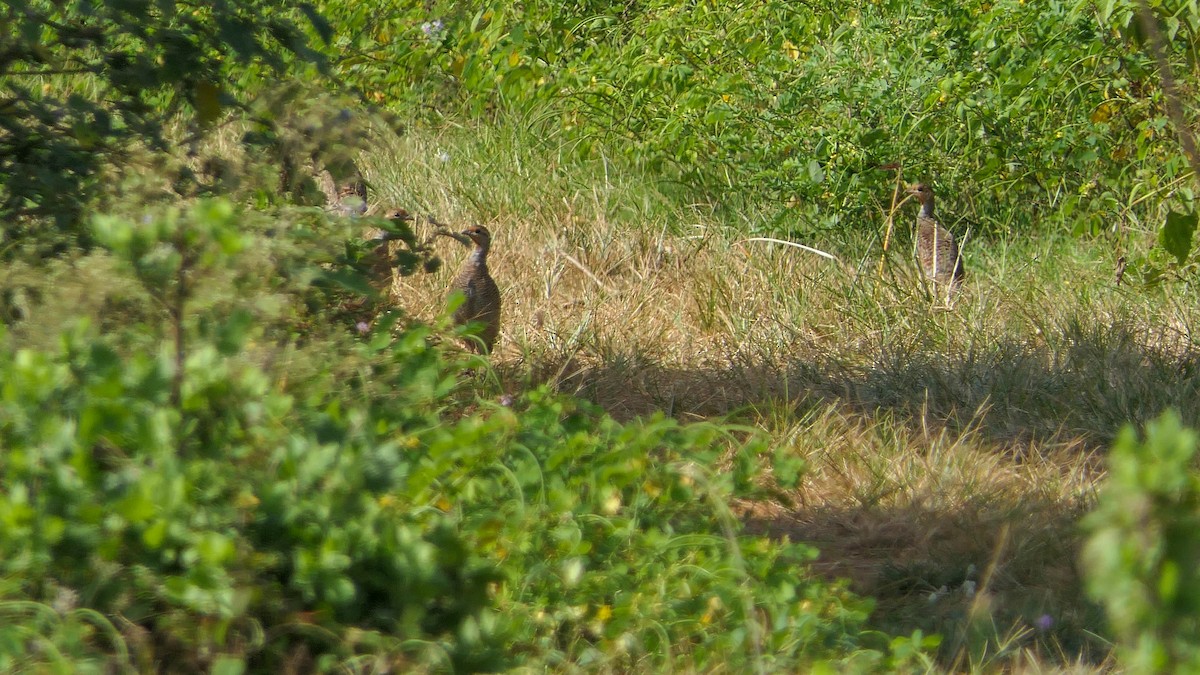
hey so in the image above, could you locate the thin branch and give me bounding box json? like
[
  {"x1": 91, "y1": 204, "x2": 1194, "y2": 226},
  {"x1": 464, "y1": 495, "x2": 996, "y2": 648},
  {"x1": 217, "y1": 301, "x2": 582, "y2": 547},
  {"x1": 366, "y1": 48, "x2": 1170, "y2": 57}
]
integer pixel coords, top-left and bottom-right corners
[
  {"x1": 738, "y1": 237, "x2": 840, "y2": 262},
  {"x1": 4, "y1": 68, "x2": 97, "y2": 77},
  {"x1": 1137, "y1": 2, "x2": 1200, "y2": 184}
]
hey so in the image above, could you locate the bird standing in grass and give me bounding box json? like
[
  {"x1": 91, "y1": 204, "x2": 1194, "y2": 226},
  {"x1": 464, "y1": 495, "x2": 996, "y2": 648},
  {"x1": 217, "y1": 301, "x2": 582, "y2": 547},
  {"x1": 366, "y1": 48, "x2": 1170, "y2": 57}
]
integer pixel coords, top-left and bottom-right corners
[
  {"x1": 441, "y1": 225, "x2": 501, "y2": 353},
  {"x1": 906, "y1": 182, "x2": 965, "y2": 289},
  {"x1": 363, "y1": 209, "x2": 413, "y2": 292}
]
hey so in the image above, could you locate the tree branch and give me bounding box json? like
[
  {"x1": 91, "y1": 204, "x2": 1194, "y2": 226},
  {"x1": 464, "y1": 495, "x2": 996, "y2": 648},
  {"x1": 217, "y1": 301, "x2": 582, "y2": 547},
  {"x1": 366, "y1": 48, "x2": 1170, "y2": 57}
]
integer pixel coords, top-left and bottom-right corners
[{"x1": 1137, "y1": 1, "x2": 1200, "y2": 183}]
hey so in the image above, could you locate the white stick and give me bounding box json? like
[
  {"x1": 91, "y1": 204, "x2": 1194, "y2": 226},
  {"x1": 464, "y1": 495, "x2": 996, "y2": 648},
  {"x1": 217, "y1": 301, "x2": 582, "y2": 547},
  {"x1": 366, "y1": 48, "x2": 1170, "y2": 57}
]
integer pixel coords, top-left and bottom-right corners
[{"x1": 739, "y1": 237, "x2": 840, "y2": 262}]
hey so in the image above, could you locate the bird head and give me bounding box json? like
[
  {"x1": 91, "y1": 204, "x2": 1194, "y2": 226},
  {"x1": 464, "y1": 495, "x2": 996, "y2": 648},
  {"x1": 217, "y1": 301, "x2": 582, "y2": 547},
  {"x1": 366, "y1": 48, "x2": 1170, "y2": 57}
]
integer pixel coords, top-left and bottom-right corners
[
  {"x1": 460, "y1": 225, "x2": 492, "y2": 249},
  {"x1": 905, "y1": 182, "x2": 934, "y2": 203},
  {"x1": 368, "y1": 209, "x2": 415, "y2": 243}
]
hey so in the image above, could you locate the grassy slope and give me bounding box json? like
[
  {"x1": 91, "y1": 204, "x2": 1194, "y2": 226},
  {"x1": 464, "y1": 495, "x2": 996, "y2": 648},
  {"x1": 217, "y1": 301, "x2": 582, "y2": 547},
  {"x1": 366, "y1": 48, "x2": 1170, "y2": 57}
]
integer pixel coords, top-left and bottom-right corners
[{"x1": 361, "y1": 118, "x2": 1200, "y2": 671}]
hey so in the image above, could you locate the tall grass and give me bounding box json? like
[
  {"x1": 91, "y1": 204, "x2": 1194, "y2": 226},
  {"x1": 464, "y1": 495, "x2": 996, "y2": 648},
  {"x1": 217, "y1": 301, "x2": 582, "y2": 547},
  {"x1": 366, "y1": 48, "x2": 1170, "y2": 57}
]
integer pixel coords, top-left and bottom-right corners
[{"x1": 358, "y1": 115, "x2": 1200, "y2": 670}]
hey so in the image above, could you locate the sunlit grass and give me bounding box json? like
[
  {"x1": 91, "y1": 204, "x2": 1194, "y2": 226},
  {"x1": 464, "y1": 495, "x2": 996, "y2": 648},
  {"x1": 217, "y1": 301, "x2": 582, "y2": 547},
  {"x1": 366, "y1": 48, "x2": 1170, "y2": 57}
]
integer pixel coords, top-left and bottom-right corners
[
  {"x1": 3, "y1": 106, "x2": 1191, "y2": 671},
  {"x1": 357, "y1": 117, "x2": 1200, "y2": 672}
]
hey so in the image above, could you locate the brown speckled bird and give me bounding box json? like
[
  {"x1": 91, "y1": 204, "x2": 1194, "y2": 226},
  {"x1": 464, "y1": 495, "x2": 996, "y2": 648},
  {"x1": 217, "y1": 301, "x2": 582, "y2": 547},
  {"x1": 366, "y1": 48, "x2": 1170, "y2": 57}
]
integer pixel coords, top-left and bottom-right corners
[
  {"x1": 334, "y1": 178, "x2": 368, "y2": 217},
  {"x1": 444, "y1": 225, "x2": 501, "y2": 353},
  {"x1": 362, "y1": 209, "x2": 413, "y2": 291},
  {"x1": 906, "y1": 182, "x2": 964, "y2": 288}
]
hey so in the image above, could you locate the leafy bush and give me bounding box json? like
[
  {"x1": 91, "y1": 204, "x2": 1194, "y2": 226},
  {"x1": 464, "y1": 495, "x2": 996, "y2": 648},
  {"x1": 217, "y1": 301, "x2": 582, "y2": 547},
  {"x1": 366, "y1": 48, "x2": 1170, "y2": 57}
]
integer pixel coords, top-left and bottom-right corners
[
  {"x1": 0, "y1": 0, "x2": 380, "y2": 250},
  {"x1": 1082, "y1": 410, "x2": 1200, "y2": 673},
  {"x1": 0, "y1": 201, "x2": 932, "y2": 672},
  {"x1": 317, "y1": 1, "x2": 1191, "y2": 234}
]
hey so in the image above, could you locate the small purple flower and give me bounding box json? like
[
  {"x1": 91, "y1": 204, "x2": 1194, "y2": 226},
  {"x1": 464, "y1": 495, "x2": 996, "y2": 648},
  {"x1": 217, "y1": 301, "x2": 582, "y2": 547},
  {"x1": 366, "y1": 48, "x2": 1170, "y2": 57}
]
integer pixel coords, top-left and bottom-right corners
[
  {"x1": 421, "y1": 19, "x2": 445, "y2": 41},
  {"x1": 1035, "y1": 614, "x2": 1054, "y2": 631},
  {"x1": 355, "y1": 321, "x2": 371, "y2": 335},
  {"x1": 499, "y1": 394, "x2": 515, "y2": 407}
]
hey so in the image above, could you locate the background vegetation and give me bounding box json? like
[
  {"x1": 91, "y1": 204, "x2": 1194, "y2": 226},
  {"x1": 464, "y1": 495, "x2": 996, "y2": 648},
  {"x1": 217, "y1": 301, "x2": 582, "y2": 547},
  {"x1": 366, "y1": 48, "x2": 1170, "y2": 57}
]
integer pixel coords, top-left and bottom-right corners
[{"x1": 4, "y1": 0, "x2": 1200, "y2": 672}]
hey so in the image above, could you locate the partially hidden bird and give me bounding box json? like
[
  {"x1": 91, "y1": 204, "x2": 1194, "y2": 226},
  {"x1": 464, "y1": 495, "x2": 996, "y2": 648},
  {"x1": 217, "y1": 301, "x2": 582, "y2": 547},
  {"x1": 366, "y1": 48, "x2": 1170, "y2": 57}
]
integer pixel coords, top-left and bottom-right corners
[
  {"x1": 334, "y1": 178, "x2": 368, "y2": 217},
  {"x1": 362, "y1": 209, "x2": 413, "y2": 295},
  {"x1": 440, "y1": 224, "x2": 501, "y2": 354},
  {"x1": 906, "y1": 182, "x2": 965, "y2": 288}
]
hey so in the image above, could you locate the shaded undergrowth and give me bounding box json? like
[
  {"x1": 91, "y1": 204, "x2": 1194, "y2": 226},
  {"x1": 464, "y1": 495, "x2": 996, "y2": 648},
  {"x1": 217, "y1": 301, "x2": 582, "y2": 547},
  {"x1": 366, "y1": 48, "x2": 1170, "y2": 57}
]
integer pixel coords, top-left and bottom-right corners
[{"x1": 354, "y1": 119, "x2": 1200, "y2": 671}]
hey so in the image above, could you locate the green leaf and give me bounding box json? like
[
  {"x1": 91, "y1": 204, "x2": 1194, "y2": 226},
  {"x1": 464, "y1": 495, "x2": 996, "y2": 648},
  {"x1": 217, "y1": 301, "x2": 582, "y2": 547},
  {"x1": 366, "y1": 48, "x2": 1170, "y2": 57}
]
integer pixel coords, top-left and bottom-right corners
[
  {"x1": 216, "y1": 309, "x2": 254, "y2": 355},
  {"x1": 143, "y1": 520, "x2": 168, "y2": 550},
  {"x1": 211, "y1": 655, "x2": 245, "y2": 675},
  {"x1": 807, "y1": 159, "x2": 824, "y2": 184},
  {"x1": 1160, "y1": 209, "x2": 1197, "y2": 265},
  {"x1": 772, "y1": 448, "x2": 806, "y2": 490},
  {"x1": 316, "y1": 268, "x2": 378, "y2": 298}
]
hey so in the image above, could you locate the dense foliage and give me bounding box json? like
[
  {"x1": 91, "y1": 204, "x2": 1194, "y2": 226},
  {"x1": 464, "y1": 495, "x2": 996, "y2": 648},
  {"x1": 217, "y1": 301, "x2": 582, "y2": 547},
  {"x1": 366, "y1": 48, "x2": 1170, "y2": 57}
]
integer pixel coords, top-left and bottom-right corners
[
  {"x1": 5, "y1": 0, "x2": 1200, "y2": 671},
  {"x1": 317, "y1": 0, "x2": 1200, "y2": 244},
  {"x1": 1083, "y1": 411, "x2": 1200, "y2": 673},
  {"x1": 0, "y1": 0, "x2": 384, "y2": 251},
  {"x1": 0, "y1": 202, "x2": 935, "y2": 671}
]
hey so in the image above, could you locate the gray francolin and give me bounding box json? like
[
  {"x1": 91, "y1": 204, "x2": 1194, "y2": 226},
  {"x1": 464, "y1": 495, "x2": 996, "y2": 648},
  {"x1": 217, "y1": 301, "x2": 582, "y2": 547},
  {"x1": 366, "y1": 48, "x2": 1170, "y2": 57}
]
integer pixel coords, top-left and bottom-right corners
[
  {"x1": 444, "y1": 225, "x2": 501, "y2": 353},
  {"x1": 906, "y1": 182, "x2": 964, "y2": 288},
  {"x1": 362, "y1": 209, "x2": 413, "y2": 297},
  {"x1": 334, "y1": 177, "x2": 368, "y2": 217}
]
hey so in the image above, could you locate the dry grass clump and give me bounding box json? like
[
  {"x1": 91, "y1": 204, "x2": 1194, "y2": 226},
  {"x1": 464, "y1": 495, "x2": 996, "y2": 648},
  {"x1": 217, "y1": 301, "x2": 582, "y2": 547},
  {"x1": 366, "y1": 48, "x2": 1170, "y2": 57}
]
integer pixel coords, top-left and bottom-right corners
[{"x1": 360, "y1": 122, "x2": 1200, "y2": 671}]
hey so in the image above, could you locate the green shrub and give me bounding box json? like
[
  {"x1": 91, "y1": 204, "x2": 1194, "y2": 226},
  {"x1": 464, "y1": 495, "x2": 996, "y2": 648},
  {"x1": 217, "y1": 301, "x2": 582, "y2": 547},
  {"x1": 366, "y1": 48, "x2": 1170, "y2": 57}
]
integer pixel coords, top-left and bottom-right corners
[
  {"x1": 1082, "y1": 410, "x2": 1200, "y2": 673},
  {"x1": 317, "y1": 0, "x2": 1200, "y2": 240},
  {"x1": 0, "y1": 201, "x2": 932, "y2": 672},
  {"x1": 0, "y1": 0, "x2": 334, "y2": 240}
]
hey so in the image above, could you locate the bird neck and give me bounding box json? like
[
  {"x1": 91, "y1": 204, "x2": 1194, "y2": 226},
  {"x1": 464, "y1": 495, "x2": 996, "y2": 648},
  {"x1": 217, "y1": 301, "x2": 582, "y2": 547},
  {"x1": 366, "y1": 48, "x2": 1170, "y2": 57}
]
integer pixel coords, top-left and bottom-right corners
[
  {"x1": 919, "y1": 198, "x2": 935, "y2": 219},
  {"x1": 469, "y1": 244, "x2": 489, "y2": 268}
]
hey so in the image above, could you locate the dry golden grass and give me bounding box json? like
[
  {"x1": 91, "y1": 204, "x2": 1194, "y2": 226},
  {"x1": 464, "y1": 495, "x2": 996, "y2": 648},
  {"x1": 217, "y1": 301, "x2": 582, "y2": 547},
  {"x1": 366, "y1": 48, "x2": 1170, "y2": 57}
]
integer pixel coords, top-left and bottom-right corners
[{"x1": 356, "y1": 122, "x2": 1200, "y2": 671}]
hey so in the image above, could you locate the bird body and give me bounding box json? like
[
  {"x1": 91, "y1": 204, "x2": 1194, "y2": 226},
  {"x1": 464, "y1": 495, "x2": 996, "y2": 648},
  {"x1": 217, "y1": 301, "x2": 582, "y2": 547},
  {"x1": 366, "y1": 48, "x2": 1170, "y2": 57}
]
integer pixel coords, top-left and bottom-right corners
[
  {"x1": 447, "y1": 225, "x2": 501, "y2": 353},
  {"x1": 334, "y1": 178, "x2": 368, "y2": 217},
  {"x1": 362, "y1": 209, "x2": 413, "y2": 296},
  {"x1": 906, "y1": 183, "x2": 964, "y2": 287}
]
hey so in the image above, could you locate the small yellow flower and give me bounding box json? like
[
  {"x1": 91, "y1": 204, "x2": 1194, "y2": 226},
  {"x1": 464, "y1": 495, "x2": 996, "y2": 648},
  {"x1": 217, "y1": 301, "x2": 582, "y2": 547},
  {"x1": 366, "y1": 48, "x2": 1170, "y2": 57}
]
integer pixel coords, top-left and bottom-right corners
[
  {"x1": 601, "y1": 490, "x2": 622, "y2": 515},
  {"x1": 701, "y1": 596, "x2": 722, "y2": 624},
  {"x1": 378, "y1": 494, "x2": 396, "y2": 508},
  {"x1": 595, "y1": 604, "x2": 613, "y2": 621}
]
